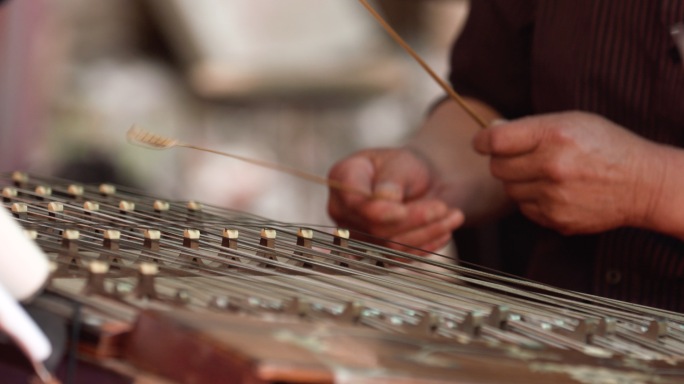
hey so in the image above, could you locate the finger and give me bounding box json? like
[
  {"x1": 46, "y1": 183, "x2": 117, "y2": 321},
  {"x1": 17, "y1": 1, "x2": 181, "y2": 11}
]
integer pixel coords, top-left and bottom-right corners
[
  {"x1": 418, "y1": 233, "x2": 454, "y2": 254},
  {"x1": 387, "y1": 210, "x2": 464, "y2": 252},
  {"x1": 328, "y1": 197, "x2": 408, "y2": 231},
  {"x1": 356, "y1": 199, "x2": 410, "y2": 225},
  {"x1": 473, "y1": 118, "x2": 545, "y2": 156},
  {"x1": 385, "y1": 232, "x2": 454, "y2": 258},
  {"x1": 341, "y1": 197, "x2": 451, "y2": 234},
  {"x1": 397, "y1": 233, "x2": 454, "y2": 256},
  {"x1": 339, "y1": 200, "x2": 461, "y2": 248},
  {"x1": 328, "y1": 156, "x2": 374, "y2": 207},
  {"x1": 372, "y1": 152, "x2": 431, "y2": 202},
  {"x1": 490, "y1": 154, "x2": 545, "y2": 182},
  {"x1": 360, "y1": 198, "x2": 455, "y2": 239},
  {"x1": 503, "y1": 181, "x2": 544, "y2": 203},
  {"x1": 330, "y1": 198, "x2": 451, "y2": 248},
  {"x1": 373, "y1": 180, "x2": 405, "y2": 202}
]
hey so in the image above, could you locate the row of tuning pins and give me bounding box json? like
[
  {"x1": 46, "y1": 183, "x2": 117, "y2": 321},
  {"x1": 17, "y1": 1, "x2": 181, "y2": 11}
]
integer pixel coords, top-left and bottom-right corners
[
  {"x1": 5, "y1": 171, "x2": 203, "y2": 224},
  {"x1": 5, "y1": 172, "x2": 121, "y2": 202},
  {"x1": 26, "y1": 210, "x2": 376, "y2": 277},
  {"x1": 4, "y1": 174, "x2": 385, "y2": 270},
  {"x1": 4, "y1": 182, "x2": 364, "y2": 268},
  {"x1": 384, "y1": 307, "x2": 672, "y2": 353},
  {"x1": 3, "y1": 184, "x2": 199, "y2": 219}
]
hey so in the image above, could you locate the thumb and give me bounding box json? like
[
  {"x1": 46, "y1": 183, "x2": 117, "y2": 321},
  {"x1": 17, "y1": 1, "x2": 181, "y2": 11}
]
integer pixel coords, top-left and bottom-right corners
[
  {"x1": 373, "y1": 179, "x2": 405, "y2": 202},
  {"x1": 372, "y1": 152, "x2": 431, "y2": 202}
]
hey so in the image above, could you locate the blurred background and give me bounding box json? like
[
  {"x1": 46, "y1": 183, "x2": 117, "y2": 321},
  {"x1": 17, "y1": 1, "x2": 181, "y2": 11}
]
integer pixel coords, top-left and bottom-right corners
[{"x1": 0, "y1": 0, "x2": 469, "y2": 226}]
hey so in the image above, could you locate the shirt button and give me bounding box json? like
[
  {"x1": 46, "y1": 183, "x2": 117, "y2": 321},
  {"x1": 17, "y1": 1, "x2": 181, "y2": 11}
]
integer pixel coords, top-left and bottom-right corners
[{"x1": 605, "y1": 270, "x2": 622, "y2": 285}]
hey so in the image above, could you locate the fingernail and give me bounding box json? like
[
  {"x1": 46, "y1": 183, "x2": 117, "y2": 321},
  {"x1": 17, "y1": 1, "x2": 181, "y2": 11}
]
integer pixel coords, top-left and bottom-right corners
[
  {"x1": 374, "y1": 182, "x2": 403, "y2": 201},
  {"x1": 490, "y1": 119, "x2": 509, "y2": 127},
  {"x1": 446, "y1": 211, "x2": 465, "y2": 227}
]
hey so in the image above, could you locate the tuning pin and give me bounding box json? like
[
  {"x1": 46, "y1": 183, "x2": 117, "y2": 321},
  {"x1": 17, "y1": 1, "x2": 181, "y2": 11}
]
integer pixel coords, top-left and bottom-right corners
[
  {"x1": 180, "y1": 229, "x2": 204, "y2": 266},
  {"x1": 2, "y1": 187, "x2": 17, "y2": 202},
  {"x1": 119, "y1": 201, "x2": 135, "y2": 214},
  {"x1": 133, "y1": 263, "x2": 159, "y2": 300},
  {"x1": 458, "y1": 311, "x2": 485, "y2": 337},
  {"x1": 260, "y1": 228, "x2": 276, "y2": 248},
  {"x1": 561, "y1": 318, "x2": 598, "y2": 344},
  {"x1": 174, "y1": 289, "x2": 191, "y2": 306},
  {"x1": 596, "y1": 318, "x2": 616, "y2": 337},
  {"x1": 99, "y1": 184, "x2": 116, "y2": 197},
  {"x1": 46, "y1": 202, "x2": 64, "y2": 235},
  {"x1": 47, "y1": 202, "x2": 64, "y2": 218},
  {"x1": 102, "y1": 229, "x2": 120, "y2": 251},
  {"x1": 34, "y1": 186, "x2": 52, "y2": 200},
  {"x1": 487, "y1": 305, "x2": 510, "y2": 330},
  {"x1": 183, "y1": 229, "x2": 200, "y2": 250},
  {"x1": 83, "y1": 261, "x2": 110, "y2": 296},
  {"x1": 186, "y1": 201, "x2": 202, "y2": 217},
  {"x1": 332, "y1": 229, "x2": 349, "y2": 251},
  {"x1": 221, "y1": 229, "x2": 239, "y2": 250},
  {"x1": 143, "y1": 229, "x2": 161, "y2": 251},
  {"x1": 56, "y1": 229, "x2": 81, "y2": 272},
  {"x1": 83, "y1": 201, "x2": 100, "y2": 222},
  {"x1": 330, "y1": 229, "x2": 352, "y2": 268},
  {"x1": 140, "y1": 229, "x2": 161, "y2": 264},
  {"x1": 61, "y1": 229, "x2": 79, "y2": 253},
  {"x1": 284, "y1": 297, "x2": 310, "y2": 318},
  {"x1": 255, "y1": 228, "x2": 277, "y2": 268},
  {"x1": 296, "y1": 228, "x2": 314, "y2": 249},
  {"x1": 405, "y1": 311, "x2": 440, "y2": 337},
  {"x1": 67, "y1": 184, "x2": 84, "y2": 201},
  {"x1": 11, "y1": 203, "x2": 28, "y2": 220},
  {"x1": 218, "y1": 229, "x2": 241, "y2": 267},
  {"x1": 294, "y1": 228, "x2": 314, "y2": 268},
  {"x1": 644, "y1": 319, "x2": 668, "y2": 341},
  {"x1": 100, "y1": 230, "x2": 124, "y2": 271},
  {"x1": 338, "y1": 301, "x2": 364, "y2": 324},
  {"x1": 11, "y1": 171, "x2": 28, "y2": 187},
  {"x1": 153, "y1": 200, "x2": 170, "y2": 216},
  {"x1": 209, "y1": 296, "x2": 231, "y2": 310},
  {"x1": 280, "y1": 228, "x2": 315, "y2": 273}
]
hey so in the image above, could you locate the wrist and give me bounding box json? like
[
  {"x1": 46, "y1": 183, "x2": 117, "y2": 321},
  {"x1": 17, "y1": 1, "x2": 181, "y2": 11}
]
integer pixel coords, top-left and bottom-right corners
[{"x1": 634, "y1": 144, "x2": 684, "y2": 240}]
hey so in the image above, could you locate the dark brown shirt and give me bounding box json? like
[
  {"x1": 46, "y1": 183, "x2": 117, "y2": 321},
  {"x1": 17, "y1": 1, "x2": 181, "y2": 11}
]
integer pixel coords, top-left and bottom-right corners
[{"x1": 450, "y1": 0, "x2": 684, "y2": 311}]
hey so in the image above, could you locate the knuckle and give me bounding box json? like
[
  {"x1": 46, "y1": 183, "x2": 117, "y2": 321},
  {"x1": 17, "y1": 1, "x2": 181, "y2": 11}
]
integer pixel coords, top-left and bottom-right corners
[
  {"x1": 540, "y1": 159, "x2": 569, "y2": 181},
  {"x1": 546, "y1": 123, "x2": 576, "y2": 146}
]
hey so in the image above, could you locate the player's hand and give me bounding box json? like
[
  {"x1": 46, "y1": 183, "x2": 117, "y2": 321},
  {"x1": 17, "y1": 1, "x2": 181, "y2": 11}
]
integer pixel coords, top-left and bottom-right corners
[
  {"x1": 327, "y1": 148, "x2": 464, "y2": 255},
  {"x1": 473, "y1": 111, "x2": 665, "y2": 235}
]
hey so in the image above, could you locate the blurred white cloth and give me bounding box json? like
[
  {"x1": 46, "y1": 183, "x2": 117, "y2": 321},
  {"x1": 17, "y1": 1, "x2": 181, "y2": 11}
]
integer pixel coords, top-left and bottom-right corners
[{"x1": 0, "y1": 207, "x2": 49, "y2": 301}]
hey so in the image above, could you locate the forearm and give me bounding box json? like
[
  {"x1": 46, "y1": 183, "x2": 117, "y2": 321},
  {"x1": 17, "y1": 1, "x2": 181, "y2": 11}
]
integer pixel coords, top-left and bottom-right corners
[{"x1": 406, "y1": 98, "x2": 510, "y2": 224}]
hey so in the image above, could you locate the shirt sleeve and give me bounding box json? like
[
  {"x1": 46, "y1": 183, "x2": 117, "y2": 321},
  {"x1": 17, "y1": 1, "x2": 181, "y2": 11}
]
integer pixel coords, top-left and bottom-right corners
[{"x1": 449, "y1": 0, "x2": 536, "y2": 119}]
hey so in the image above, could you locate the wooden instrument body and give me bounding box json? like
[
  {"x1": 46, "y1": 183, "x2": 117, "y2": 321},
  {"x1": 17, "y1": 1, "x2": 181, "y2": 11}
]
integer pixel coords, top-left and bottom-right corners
[{"x1": 2, "y1": 172, "x2": 684, "y2": 384}]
